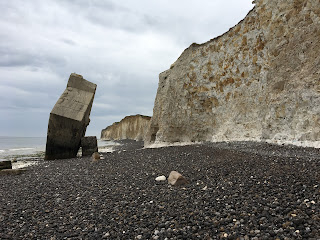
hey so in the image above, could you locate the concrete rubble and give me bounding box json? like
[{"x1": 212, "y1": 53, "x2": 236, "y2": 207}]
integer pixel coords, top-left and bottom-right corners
[
  {"x1": 92, "y1": 152, "x2": 100, "y2": 161},
  {"x1": 168, "y1": 171, "x2": 188, "y2": 186},
  {"x1": 81, "y1": 136, "x2": 98, "y2": 156},
  {"x1": 45, "y1": 73, "x2": 97, "y2": 160},
  {"x1": 0, "y1": 160, "x2": 12, "y2": 170},
  {"x1": 0, "y1": 169, "x2": 27, "y2": 176}
]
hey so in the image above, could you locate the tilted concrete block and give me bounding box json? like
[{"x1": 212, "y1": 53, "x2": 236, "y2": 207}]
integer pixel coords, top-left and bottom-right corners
[{"x1": 45, "y1": 73, "x2": 97, "y2": 160}]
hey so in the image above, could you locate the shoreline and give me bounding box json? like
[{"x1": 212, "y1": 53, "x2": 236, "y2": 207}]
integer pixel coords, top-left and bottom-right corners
[
  {"x1": 4, "y1": 138, "x2": 319, "y2": 170},
  {"x1": 1, "y1": 140, "x2": 123, "y2": 169},
  {"x1": 0, "y1": 140, "x2": 319, "y2": 239},
  {"x1": 10, "y1": 139, "x2": 320, "y2": 170}
]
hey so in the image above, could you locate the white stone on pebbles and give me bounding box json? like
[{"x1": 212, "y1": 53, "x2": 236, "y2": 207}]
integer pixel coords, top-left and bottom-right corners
[
  {"x1": 155, "y1": 175, "x2": 166, "y2": 181},
  {"x1": 102, "y1": 232, "x2": 110, "y2": 238}
]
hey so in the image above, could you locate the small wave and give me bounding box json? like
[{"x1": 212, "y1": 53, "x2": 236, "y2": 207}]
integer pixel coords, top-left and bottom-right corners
[
  {"x1": 98, "y1": 140, "x2": 120, "y2": 147},
  {"x1": 12, "y1": 160, "x2": 39, "y2": 169},
  {"x1": 9, "y1": 148, "x2": 35, "y2": 151},
  {"x1": 99, "y1": 146, "x2": 114, "y2": 153},
  {"x1": 0, "y1": 150, "x2": 5, "y2": 153}
]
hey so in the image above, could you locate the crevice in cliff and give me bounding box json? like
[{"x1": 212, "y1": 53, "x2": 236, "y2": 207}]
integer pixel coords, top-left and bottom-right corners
[{"x1": 150, "y1": 125, "x2": 159, "y2": 143}]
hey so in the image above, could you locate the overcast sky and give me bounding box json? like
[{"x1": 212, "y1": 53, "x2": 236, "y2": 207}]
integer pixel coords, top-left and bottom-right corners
[{"x1": 0, "y1": 0, "x2": 253, "y2": 138}]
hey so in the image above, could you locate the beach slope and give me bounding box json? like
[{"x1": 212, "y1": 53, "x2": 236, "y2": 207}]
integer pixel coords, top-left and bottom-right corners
[{"x1": 0, "y1": 141, "x2": 319, "y2": 239}]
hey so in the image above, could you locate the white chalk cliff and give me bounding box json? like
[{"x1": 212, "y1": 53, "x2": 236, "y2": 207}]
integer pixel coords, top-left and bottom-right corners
[
  {"x1": 145, "y1": 0, "x2": 320, "y2": 147},
  {"x1": 101, "y1": 115, "x2": 151, "y2": 141}
]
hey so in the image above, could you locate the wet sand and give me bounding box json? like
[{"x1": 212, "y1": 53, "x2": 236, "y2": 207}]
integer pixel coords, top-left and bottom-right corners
[{"x1": 0, "y1": 140, "x2": 319, "y2": 239}]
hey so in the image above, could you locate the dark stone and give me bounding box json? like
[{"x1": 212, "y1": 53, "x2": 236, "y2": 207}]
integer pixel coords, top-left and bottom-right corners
[
  {"x1": 81, "y1": 136, "x2": 98, "y2": 156},
  {"x1": 0, "y1": 169, "x2": 26, "y2": 175},
  {"x1": 0, "y1": 160, "x2": 12, "y2": 170},
  {"x1": 45, "y1": 73, "x2": 97, "y2": 160}
]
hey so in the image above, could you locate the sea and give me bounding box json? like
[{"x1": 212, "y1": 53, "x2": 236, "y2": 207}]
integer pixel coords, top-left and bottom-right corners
[{"x1": 0, "y1": 136, "x2": 118, "y2": 168}]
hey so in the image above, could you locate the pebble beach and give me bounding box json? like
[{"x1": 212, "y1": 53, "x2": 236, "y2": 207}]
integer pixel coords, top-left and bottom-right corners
[{"x1": 0, "y1": 140, "x2": 319, "y2": 239}]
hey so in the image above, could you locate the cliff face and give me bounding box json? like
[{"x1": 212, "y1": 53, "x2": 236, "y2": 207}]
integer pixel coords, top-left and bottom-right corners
[
  {"x1": 101, "y1": 115, "x2": 151, "y2": 141},
  {"x1": 146, "y1": 0, "x2": 320, "y2": 145}
]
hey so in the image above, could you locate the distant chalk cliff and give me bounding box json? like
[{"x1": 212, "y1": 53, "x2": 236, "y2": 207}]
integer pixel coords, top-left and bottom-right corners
[
  {"x1": 145, "y1": 0, "x2": 320, "y2": 146},
  {"x1": 101, "y1": 115, "x2": 151, "y2": 141}
]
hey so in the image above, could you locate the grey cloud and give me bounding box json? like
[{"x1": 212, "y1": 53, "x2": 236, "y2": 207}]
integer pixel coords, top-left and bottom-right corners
[
  {"x1": 58, "y1": 0, "x2": 117, "y2": 12},
  {"x1": 85, "y1": 7, "x2": 155, "y2": 33},
  {"x1": 0, "y1": 85, "x2": 57, "y2": 111},
  {"x1": 92, "y1": 76, "x2": 157, "y2": 117},
  {"x1": 60, "y1": 39, "x2": 77, "y2": 46},
  {"x1": 0, "y1": 108, "x2": 49, "y2": 137},
  {"x1": 0, "y1": 48, "x2": 67, "y2": 68},
  {"x1": 0, "y1": 50, "x2": 32, "y2": 67}
]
